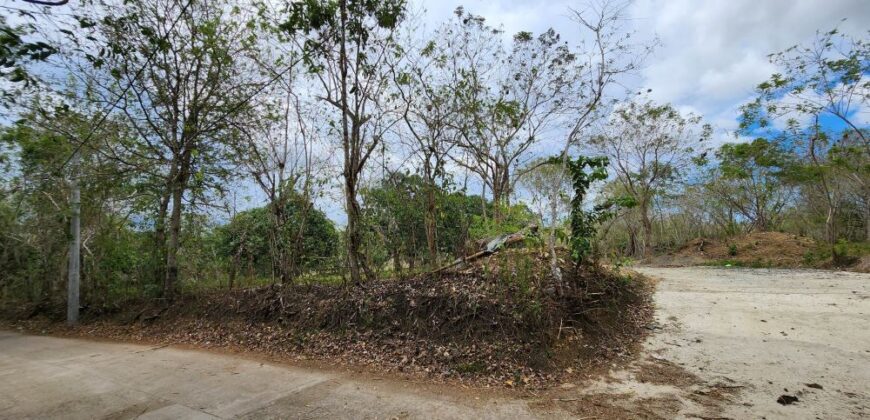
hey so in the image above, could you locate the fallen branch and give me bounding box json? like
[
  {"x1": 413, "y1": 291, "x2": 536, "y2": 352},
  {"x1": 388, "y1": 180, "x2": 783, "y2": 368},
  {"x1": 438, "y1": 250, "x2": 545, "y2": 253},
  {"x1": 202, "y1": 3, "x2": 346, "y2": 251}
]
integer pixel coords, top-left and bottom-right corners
[{"x1": 432, "y1": 225, "x2": 537, "y2": 274}]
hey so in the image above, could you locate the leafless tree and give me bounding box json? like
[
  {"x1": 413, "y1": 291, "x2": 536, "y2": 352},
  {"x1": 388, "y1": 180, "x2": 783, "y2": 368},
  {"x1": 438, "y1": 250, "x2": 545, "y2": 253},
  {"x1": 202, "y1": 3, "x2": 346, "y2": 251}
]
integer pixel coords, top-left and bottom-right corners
[{"x1": 545, "y1": 0, "x2": 654, "y2": 280}]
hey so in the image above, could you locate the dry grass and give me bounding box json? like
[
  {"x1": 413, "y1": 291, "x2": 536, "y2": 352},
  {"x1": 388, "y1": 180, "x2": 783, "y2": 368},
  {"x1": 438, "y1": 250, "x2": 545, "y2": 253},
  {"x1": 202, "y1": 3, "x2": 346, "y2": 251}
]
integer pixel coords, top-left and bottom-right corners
[{"x1": 654, "y1": 231, "x2": 817, "y2": 268}]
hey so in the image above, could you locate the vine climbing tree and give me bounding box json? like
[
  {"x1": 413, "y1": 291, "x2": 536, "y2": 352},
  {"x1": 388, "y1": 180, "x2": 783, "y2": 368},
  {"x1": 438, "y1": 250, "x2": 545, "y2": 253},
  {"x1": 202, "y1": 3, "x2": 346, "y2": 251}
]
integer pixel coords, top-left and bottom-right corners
[{"x1": 557, "y1": 155, "x2": 635, "y2": 266}]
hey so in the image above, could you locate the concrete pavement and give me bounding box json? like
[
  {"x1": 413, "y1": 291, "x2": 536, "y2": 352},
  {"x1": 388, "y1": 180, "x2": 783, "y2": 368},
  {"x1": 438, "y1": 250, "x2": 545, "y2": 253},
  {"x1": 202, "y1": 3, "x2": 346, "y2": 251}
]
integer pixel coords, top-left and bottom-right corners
[{"x1": 0, "y1": 331, "x2": 540, "y2": 419}]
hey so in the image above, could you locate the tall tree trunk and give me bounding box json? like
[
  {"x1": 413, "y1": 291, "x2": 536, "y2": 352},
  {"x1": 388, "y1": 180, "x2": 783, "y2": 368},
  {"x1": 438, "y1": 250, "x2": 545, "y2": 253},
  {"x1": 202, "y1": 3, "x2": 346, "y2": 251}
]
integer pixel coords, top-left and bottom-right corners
[
  {"x1": 153, "y1": 190, "x2": 170, "y2": 286},
  {"x1": 344, "y1": 170, "x2": 365, "y2": 284},
  {"x1": 392, "y1": 249, "x2": 403, "y2": 279},
  {"x1": 627, "y1": 225, "x2": 638, "y2": 256},
  {"x1": 480, "y1": 182, "x2": 488, "y2": 220},
  {"x1": 640, "y1": 200, "x2": 653, "y2": 258},
  {"x1": 164, "y1": 153, "x2": 191, "y2": 299},
  {"x1": 288, "y1": 201, "x2": 313, "y2": 282},
  {"x1": 269, "y1": 203, "x2": 292, "y2": 284},
  {"x1": 425, "y1": 182, "x2": 437, "y2": 267},
  {"x1": 164, "y1": 182, "x2": 183, "y2": 298},
  {"x1": 548, "y1": 154, "x2": 570, "y2": 284},
  {"x1": 825, "y1": 205, "x2": 836, "y2": 245},
  {"x1": 337, "y1": 0, "x2": 366, "y2": 285},
  {"x1": 228, "y1": 252, "x2": 238, "y2": 290},
  {"x1": 491, "y1": 187, "x2": 502, "y2": 222},
  {"x1": 547, "y1": 194, "x2": 561, "y2": 282}
]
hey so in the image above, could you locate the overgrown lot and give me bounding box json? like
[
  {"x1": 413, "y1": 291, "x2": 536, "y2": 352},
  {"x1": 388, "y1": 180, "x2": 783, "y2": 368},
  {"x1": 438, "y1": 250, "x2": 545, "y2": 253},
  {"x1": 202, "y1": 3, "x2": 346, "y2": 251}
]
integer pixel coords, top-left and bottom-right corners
[{"x1": 2, "y1": 250, "x2": 653, "y2": 388}]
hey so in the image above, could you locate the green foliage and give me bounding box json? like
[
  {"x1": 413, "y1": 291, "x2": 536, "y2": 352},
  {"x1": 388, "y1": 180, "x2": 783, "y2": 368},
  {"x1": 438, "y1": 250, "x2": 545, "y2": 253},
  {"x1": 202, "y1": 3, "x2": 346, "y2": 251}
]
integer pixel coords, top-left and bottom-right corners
[
  {"x1": 3, "y1": 0, "x2": 867, "y2": 318},
  {"x1": 803, "y1": 240, "x2": 869, "y2": 267},
  {"x1": 361, "y1": 173, "x2": 428, "y2": 271},
  {"x1": 361, "y1": 173, "x2": 518, "y2": 271},
  {"x1": 0, "y1": 15, "x2": 55, "y2": 103},
  {"x1": 282, "y1": 0, "x2": 406, "y2": 72},
  {"x1": 709, "y1": 138, "x2": 796, "y2": 231},
  {"x1": 728, "y1": 244, "x2": 738, "y2": 256},
  {"x1": 467, "y1": 204, "x2": 535, "y2": 241},
  {"x1": 739, "y1": 27, "x2": 868, "y2": 133},
  {"x1": 717, "y1": 138, "x2": 793, "y2": 181},
  {"x1": 216, "y1": 198, "x2": 338, "y2": 277},
  {"x1": 0, "y1": 113, "x2": 144, "y2": 303},
  {"x1": 554, "y1": 155, "x2": 632, "y2": 265}
]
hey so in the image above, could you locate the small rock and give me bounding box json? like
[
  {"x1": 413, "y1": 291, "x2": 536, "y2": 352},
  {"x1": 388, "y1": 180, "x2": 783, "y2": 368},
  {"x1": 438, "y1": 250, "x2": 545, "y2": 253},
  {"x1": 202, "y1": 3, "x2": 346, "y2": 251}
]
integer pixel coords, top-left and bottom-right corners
[
  {"x1": 777, "y1": 395, "x2": 799, "y2": 405},
  {"x1": 805, "y1": 383, "x2": 823, "y2": 390}
]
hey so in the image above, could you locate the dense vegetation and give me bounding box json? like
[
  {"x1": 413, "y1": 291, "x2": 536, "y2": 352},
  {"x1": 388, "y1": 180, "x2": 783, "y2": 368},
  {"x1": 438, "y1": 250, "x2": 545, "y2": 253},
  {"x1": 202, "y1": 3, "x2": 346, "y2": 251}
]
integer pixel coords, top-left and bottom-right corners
[{"x1": 0, "y1": 0, "x2": 867, "y2": 317}]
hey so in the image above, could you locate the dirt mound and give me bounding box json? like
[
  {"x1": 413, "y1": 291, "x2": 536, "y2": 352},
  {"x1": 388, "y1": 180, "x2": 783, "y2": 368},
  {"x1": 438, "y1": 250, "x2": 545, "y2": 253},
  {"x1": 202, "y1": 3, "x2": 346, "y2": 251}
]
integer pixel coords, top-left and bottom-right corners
[
  {"x1": 3, "y1": 250, "x2": 654, "y2": 388},
  {"x1": 654, "y1": 232, "x2": 817, "y2": 268}
]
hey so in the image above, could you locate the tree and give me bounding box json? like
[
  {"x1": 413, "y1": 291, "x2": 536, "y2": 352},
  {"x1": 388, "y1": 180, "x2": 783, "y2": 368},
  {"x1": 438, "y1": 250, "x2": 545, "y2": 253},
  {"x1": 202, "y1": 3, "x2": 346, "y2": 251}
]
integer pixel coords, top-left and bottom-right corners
[
  {"x1": 707, "y1": 138, "x2": 796, "y2": 232},
  {"x1": 741, "y1": 28, "x2": 869, "y2": 243},
  {"x1": 389, "y1": 25, "x2": 460, "y2": 267},
  {"x1": 0, "y1": 13, "x2": 55, "y2": 106},
  {"x1": 740, "y1": 27, "x2": 869, "y2": 146},
  {"x1": 786, "y1": 125, "x2": 869, "y2": 246},
  {"x1": 217, "y1": 199, "x2": 338, "y2": 284},
  {"x1": 590, "y1": 100, "x2": 709, "y2": 257},
  {"x1": 70, "y1": 0, "x2": 263, "y2": 297},
  {"x1": 444, "y1": 8, "x2": 577, "y2": 221},
  {"x1": 829, "y1": 129, "x2": 870, "y2": 241},
  {"x1": 362, "y1": 173, "x2": 427, "y2": 276},
  {"x1": 519, "y1": 159, "x2": 571, "y2": 236},
  {"x1": 284, "y1": 0, "x2": 406, "y2": 284},
  {"x1": 233, "y1": 88, "x2": 324, "y2": 284},
  {"x1": 232, "y1": 10, "x2": 328, "y2": 284},
  {"x1": 559, "y1": 155, "x2": 629, "y2": 266},
  {"x1": 0, "y1": 110, "x2": 135, "y2": 305},
  {"x1": 544, "y1": 0, "x2": 653, "y2": 278}
]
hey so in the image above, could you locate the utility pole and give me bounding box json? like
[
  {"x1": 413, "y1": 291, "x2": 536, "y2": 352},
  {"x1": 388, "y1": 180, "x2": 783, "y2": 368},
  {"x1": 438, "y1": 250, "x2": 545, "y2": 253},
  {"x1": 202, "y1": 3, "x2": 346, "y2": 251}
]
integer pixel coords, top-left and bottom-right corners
[{"x1": 67, "y1": 148, "x2": 80, "y2": 326}]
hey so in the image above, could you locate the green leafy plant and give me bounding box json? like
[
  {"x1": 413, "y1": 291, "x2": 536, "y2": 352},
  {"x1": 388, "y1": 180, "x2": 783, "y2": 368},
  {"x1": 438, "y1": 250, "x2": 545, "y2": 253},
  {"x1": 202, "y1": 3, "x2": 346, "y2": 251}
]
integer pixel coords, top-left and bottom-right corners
[
  {"x1": 553, "y1": 155, "x2": 635, "y2": 265},
  {"x1": 728, "y1": 244, "x2": 738, "y2": 256}
]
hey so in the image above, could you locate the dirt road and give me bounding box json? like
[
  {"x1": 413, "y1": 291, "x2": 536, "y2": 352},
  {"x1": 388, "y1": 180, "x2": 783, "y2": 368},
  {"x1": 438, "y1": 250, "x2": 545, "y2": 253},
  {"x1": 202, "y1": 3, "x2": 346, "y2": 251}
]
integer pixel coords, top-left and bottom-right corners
[
  {"x1": 2, "y1": 267, "x2": 868, "y2": 419},
  {"x1": 626, "y1": 267, "x2": 870, "y2": 418}
]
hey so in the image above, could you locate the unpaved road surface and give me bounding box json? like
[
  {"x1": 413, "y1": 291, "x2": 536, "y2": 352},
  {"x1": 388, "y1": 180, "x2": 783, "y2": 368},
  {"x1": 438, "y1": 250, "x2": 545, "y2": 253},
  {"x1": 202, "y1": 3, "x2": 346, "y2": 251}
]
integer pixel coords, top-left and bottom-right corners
[
  {"x1": 628, "y1": 267, "x2": 870, "y2": 418},
  {"x1": 2, "y1": 267, "x2": 869, "y2": 419}
]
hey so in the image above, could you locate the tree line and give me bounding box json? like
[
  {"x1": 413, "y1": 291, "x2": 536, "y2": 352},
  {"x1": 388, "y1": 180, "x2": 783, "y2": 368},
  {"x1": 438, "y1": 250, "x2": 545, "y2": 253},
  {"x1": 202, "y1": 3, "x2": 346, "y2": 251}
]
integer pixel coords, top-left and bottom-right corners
[{"x1": 0, "y1": 0, "x2": 867, "y2": 310}]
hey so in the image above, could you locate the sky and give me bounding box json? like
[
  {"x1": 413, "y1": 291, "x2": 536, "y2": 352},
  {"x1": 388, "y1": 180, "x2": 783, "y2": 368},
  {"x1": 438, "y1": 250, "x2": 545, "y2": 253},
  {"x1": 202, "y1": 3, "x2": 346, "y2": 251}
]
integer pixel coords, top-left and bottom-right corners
[{"x1": 411, "y1": 0, "x2": 869, "y2": 141}]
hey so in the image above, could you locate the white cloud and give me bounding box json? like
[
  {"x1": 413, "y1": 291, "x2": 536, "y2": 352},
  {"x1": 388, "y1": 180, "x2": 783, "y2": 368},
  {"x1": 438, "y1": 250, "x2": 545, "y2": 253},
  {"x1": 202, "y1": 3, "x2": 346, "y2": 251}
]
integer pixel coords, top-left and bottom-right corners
[
  {"x1": 414, "y1": 0, "x2": 870, "y2": 140},
  {"x1": 628, "y1": 0, "x2": 869, "y2": 136}
]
